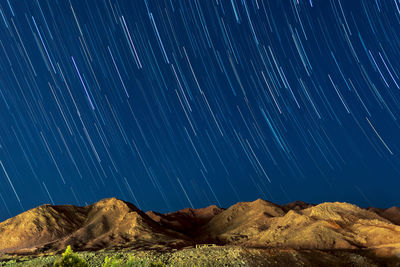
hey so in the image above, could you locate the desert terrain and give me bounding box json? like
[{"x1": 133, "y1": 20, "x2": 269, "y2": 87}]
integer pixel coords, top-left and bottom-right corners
[{"x1": 0, "y1": 198, "x2": 399, "y2": 266}]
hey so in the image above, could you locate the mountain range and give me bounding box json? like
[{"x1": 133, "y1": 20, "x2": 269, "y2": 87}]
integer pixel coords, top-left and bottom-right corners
[{"x1": 0, "y1": 197, "x2": 399, "y2": 264}]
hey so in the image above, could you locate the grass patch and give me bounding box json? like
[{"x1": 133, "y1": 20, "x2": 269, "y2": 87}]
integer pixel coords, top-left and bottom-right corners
[{"x1": 103, "y1": 255, "x2": 164, "y2": 267}]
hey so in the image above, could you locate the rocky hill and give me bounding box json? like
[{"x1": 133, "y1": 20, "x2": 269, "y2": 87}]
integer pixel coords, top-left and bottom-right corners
[{"x1": 0, "y1": 198, "x2": 187, "y2": 253}]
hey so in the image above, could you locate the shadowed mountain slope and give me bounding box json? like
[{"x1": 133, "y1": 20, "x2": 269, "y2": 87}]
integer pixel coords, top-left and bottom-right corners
[
  {"x1": 146, "y1": 205, "x2": 224, "y2": 236},
  {"x1": 368, "y1": 206, "x2": 400, "y2": 226}
]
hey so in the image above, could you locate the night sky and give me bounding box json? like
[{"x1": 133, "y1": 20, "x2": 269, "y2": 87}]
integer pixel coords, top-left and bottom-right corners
[{"x1": 0, "y1": 0, "x2": 399, "y2": 221}]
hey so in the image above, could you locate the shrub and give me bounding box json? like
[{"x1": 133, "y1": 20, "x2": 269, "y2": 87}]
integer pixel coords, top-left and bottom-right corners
[
  {"x1": 53, "y1": 245, "x2": 89, "y2": 267},
  {"x1": 102, "y1": 255, "x2": 125, "y2": 267}
]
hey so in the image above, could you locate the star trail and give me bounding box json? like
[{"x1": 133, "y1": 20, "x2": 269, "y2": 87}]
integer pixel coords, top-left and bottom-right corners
[{"x1": 0, "y1": 0, "x2": 399, "y2": 220}]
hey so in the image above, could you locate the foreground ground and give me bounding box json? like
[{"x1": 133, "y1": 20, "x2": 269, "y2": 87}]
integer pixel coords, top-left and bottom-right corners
[{"x1": 1, "y1": 245, "x2": 400, "y2": 267}]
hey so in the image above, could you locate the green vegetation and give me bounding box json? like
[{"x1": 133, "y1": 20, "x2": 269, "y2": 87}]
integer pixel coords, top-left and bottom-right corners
[
  {"x1": 50, "y1": 247, "x2": 165, "y2": 267},
  {"x1": 1, "y1": 244, "x2": 397, "y2": 267},
  {"x1": 0, "y1": 245, "x2": 253, "y2": 266},
  {"x1": 53, "y1": 246, "x2": 89, "y2": 267},
  {"x1": 102, "y1": 255, "x2": 164, "y2": 267}
]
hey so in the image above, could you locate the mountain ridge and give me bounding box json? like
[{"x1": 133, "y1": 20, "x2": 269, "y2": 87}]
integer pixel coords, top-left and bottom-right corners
[{"x1": 0, "y1": 197, "x2": 399, "y2": 257}]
